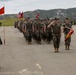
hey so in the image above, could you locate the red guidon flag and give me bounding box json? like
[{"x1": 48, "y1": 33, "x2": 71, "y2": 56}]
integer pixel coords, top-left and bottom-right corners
[
  {"x1": 36, "y1": 12, "x2": 39, "y2": 18},
  {"x1": 17, "y1": 12, "x2": 21, "y2": 18},
  {"x1": 20, "y1": 12, "x2": 24, "y2": 18},
  {"x1": 17, "y1": 12, "x2": 24, "y2": 18},
  {"x1": 0, "y1": 7, "x2": 4, "y2": 15}
]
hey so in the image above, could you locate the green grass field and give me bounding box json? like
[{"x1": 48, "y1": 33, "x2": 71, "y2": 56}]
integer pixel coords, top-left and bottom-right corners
[{"x1": 0, "y1": 18, "x2": 17, "y2": 26}]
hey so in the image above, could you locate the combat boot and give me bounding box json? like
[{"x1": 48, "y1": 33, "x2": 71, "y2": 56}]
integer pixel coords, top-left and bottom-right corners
[
  {"x1": 57, "y1": 48, "x2": 59, "y2": 52},
  {"x1": 67, "y1": 45, "x2": 70, "y2": 50},
  {"x1": 54, "y1": 48, "x2": 58, "y2": 53},
  {"x1": 65, "y1": 45, "x2": 68, "y2": 50}
]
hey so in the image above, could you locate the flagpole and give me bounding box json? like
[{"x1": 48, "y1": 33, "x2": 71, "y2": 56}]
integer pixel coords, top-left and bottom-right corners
[
  {"x1": 4, "y1": 25, "x2": 5, "y2": 45},
  {"x1": 4, "y1": 5, "x2": 5, "y2": 45}
]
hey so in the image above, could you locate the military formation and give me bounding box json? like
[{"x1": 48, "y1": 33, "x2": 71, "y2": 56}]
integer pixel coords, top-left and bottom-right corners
[
  {"x1": 14, "y1": 18, "x2": 53, "y2": 44},
  {"x1": 14, "y1": 18, "x2": 73, "y2": 53}
]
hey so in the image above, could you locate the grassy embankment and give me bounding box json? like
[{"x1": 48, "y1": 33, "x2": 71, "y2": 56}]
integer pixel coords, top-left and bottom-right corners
[{"x1": 0, "y1": 18, "x2": 17, "y2": 26}]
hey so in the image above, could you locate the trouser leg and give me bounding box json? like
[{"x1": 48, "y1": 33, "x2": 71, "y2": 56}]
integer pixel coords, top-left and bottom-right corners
[
  {"x1": 65, "y1": 35, "x2": 71, "y2": 50},
  {"x1": 57, "y1": 36, "x2": 60, "y2": 51},
  {"x1": 53, "y1": 35, "x2": 57, "y2": 52}
]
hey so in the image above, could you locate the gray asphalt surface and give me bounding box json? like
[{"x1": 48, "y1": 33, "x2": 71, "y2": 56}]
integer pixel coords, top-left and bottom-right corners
[{"x1": 0, "y1": 26, "x2": 76, "y2": 75}]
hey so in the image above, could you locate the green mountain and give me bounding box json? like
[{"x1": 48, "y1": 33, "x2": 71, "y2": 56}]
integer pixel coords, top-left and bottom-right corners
[{"x1": 0, "y1": 7, "x2": 76, "y2": 20}]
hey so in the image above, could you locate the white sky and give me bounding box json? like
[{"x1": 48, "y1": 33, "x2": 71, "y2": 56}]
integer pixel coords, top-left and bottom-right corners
[{"x1": 0, "y1": 0, "x2": 76, "y2": 14}]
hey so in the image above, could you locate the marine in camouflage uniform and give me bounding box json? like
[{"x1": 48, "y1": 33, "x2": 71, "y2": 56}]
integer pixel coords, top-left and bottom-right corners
[
  {"x1": 48, "y1": 18, "x2": 61, "y2": 53},
  {"x1": 45, "y1": 20, "x2": 52, "y2": 44},
  {"x1": 24, "y1": 20, "x2": 33, "y2": 44},
  {"x1": 63, "y1": 18, "x2": 72, "y2": 50},
  {"x1": 21, "y1": 20, "x2": 27, "y2": 39},
  {"x1": 14, "y1": 21, "x2": 18, "y2": 28},
  {"x1": 17, "y1": 19, "x2": 24, "y2": 32},
  {"x1": 41, "y1": 20, "x2": 47, "y2": 41},
  {"x1": 35, "y1": 20, "x2": 43, "y2": 44},
  {"x1": 32, "y1": 20, "x2": 37, "y2": 42}
]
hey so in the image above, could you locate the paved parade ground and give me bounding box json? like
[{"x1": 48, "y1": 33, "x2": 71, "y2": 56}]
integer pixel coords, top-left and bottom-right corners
[{"x1": 0, "y1": 26, "x2": 76, "y2": 75}]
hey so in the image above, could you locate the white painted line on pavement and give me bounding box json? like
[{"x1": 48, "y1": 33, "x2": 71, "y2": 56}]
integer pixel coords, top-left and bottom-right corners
[
  {"x1": 36, "y1": 63, "x2": 42, "y2": 69},
  {"x1": 19, "y1": 69, "x2": 27, "y2": 74},
  {"x1": 22, "y1": 69, "x2": 27, "y2": 72}
]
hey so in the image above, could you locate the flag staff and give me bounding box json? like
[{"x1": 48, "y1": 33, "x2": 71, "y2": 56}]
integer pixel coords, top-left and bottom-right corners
[
  {"x1": 4, "y1": 23, "x2": 5, "y2": 45},
  {"x1": 4, "y1": 5, "x2": 5, "y2": 45}
]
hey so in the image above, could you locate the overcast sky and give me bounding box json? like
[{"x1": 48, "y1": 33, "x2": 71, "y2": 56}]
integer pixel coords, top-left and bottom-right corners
[{"x1": 0, "y1": 0, "x2": 76, "y2": 14}]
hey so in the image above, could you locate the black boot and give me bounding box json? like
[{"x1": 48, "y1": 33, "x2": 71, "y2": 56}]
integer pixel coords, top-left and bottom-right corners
[
  {"x1": 57, "y1": 48, "x2": 59, "y2": 52},
  {"x1": 67, "y1": 45, "x2": 70, "y2": 50},
  {"x1": 54, "y1": 48, "x2": 57, "y2": 53},
  {"x1": 65, "y1": 45, "x2": 68, "y2": 50}
]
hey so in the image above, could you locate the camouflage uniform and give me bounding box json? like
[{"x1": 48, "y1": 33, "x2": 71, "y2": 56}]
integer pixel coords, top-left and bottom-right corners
[
  {"x1": 14, "y1": 21, "x2": 18, "y2": 28},
  {"x1": 41, "y1": 21, "x2": 46, "y2": 41},
  {"x1": 63, "y1": 23, "x2": 72, "y2": 50},
  {"x1": 50, "y1": 18, "x2": 61, "y2": 53},
  {"x1": 25, "y1": 20, "x2": 33, "y2": 44},
  {"x1": 32, "y1": 21, "x2": 37, "y2": 42},
  {"x1": 22, "y1": 20, "x2": 27, "y2": 39},
  {"x1": 45, "y1": 21, "x2": 52, "y2": 43},
  {"x1": 35, "y1": 20, "x2": 43, "y2": 44},
  {"x1": 18, "y1": 20, "x2": 23, "y2": 32}
]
